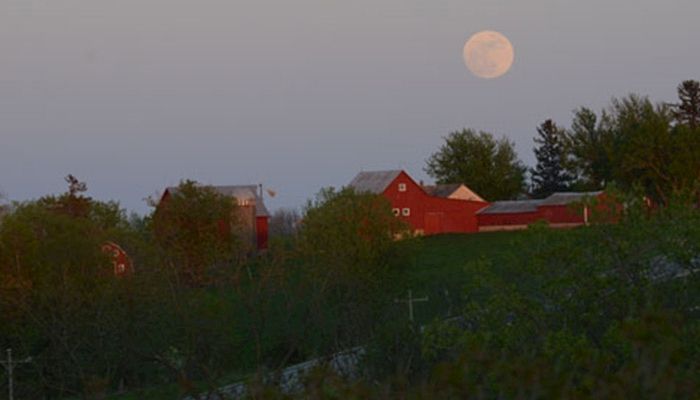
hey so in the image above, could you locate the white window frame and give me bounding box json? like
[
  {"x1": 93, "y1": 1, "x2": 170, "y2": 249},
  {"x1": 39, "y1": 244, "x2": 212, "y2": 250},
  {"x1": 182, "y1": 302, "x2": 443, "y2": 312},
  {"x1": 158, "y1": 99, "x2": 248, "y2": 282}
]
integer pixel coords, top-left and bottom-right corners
[
  {"x1": 402, "y1": 207, "x2": 411, "y2": 216},
  {"x1": 392, "y1": 208, "x2": 400, "y2": 216},
  {"x1": 398, "y1": 183, "x2": 407, "y2": 192}
]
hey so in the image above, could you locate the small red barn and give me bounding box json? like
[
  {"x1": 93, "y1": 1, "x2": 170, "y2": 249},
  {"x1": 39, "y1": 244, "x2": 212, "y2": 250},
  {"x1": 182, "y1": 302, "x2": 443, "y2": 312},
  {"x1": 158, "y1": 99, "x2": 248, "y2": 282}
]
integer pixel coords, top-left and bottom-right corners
[
  {"x1": 477, "y1": 191, "x2": 604, "y2": 232},
  {"x1": 160, "y1": 184, "x2": 270, "y2": 250},
  {"x1": 347, "y1": 170, "x2": 489, "y2": 234},
  {"x1": 102, "y1": 241, "x2": 133, "y2": 276}
]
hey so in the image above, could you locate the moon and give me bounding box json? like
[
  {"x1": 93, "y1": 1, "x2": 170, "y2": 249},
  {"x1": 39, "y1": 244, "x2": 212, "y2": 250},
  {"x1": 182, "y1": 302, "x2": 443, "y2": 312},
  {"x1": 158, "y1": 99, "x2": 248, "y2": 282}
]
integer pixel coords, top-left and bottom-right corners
[{"x1": 463, "y1": 31, "x2": 515, "y2": 79}]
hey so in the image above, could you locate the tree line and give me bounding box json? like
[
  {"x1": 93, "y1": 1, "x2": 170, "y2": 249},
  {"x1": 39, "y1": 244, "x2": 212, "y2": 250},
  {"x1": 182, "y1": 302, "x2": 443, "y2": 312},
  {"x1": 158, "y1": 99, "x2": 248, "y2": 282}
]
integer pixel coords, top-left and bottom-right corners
[
  {"x1": 0, "y1": 177, "x2": 414, "y2": 398},
  {"x1": 426, "y1": 80, "x2": 700, "y2": 202}
]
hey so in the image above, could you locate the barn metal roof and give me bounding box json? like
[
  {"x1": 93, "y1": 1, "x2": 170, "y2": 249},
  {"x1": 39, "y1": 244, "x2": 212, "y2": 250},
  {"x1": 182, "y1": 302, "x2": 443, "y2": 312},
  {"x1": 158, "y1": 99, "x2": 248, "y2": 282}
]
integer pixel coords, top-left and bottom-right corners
[
  {"x1": 422, "y1": 184, "x2": 462, "y2": 198},
  {"x1": 477, "y1": 191, "x2": 603, "y2": 215},
  {"x1": 347, "y1": 170, "x2": 402, "y2": 194},
  {"x1": 165, "y1": 185, "x2": 270, "y2": 217},
  {"x1": 477, "y1": 200, "x2": 543, "y2": 215},
  {"x1": 538, "y1": 191, "x2": 603, "y2": 206}
]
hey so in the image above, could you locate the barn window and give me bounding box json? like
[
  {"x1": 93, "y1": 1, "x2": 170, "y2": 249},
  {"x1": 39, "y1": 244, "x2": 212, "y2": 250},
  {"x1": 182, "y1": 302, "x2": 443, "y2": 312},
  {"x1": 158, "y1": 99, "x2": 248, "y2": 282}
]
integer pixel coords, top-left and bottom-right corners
[
  {"x1": 392, "y1": 208, "x2": 400, "y2": 216},
  {"x1": 402, "y1": 208, "x2": 411, "y2": 216},
  {"x1": 398, "y1": 183, "x2": 407, "y2": 192},
  {"x1": 115, "y1": 263, "x2": 127, "y2": 274}
]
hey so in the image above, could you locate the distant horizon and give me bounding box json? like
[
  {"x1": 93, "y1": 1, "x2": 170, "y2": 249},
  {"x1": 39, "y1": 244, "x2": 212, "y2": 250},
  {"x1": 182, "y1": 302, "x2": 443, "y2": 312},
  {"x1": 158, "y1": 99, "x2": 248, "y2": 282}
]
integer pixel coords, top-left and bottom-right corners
[
  {"x1": 2, "y1": 0, "x2": 698, "y2": 215},
  {"x1": 0, "y1": 84, "x2": 693, "y2": 216}
]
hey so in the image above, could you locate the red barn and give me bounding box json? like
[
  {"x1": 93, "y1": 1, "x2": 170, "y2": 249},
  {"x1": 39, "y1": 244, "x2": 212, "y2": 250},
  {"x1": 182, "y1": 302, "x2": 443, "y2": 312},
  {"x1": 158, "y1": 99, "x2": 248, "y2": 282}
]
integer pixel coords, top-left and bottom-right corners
[
  {"x1": 102, "y1": 241, "x2": 134, "y2": 276},
  {"x1": 160, "y1": 184, "x2": 270, "y2": 250},
  {"x1": 348, "y1": 170, "x2": 489, "y2": 234},
  {"x1": 477, "y1": 191, "x2": 604, "y2": 232}
]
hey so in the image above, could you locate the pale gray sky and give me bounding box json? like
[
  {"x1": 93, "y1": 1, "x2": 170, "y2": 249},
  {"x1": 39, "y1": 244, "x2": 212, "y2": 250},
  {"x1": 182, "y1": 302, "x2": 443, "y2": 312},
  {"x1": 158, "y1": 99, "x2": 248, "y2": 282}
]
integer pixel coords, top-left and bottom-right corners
[{"x1": 1, "y1": 0, "x2": 698, "y2": 212}]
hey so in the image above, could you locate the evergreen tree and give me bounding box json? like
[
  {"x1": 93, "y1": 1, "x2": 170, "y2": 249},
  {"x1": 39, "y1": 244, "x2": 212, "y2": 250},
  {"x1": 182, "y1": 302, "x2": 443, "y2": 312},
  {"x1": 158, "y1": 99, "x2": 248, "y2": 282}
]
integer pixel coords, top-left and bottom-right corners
[
  {"x1": 673, "y1": 80, "x2": 700, "y2": 129},
  {"x1": 530, "y1": 119, "x2": 575, "y2": 198}
]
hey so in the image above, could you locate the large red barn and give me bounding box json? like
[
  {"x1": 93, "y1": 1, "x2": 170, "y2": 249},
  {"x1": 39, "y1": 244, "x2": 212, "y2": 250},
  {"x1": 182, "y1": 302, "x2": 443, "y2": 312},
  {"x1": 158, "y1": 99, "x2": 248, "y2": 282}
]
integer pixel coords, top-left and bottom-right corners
[{"x1": 348, "y1": 170, "x2": 489, "y2": 234}]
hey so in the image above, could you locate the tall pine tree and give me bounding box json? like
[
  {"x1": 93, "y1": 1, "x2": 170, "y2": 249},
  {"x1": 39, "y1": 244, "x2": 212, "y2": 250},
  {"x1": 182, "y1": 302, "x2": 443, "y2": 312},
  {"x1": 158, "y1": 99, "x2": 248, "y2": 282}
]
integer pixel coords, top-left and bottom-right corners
[
  {"x1": 674, "y1": 80, "x2": 700, "y2": 129},
  {"x1": 530, "y1": 119, "x2": 575, "y2": 198}
]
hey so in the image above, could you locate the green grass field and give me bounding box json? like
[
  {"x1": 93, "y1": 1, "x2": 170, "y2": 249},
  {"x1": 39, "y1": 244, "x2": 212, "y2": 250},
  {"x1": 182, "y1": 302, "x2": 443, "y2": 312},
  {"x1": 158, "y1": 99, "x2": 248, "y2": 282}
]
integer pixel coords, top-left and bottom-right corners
[{"x1": 400, "y1": 231, "x2": 528, "y2": 324}]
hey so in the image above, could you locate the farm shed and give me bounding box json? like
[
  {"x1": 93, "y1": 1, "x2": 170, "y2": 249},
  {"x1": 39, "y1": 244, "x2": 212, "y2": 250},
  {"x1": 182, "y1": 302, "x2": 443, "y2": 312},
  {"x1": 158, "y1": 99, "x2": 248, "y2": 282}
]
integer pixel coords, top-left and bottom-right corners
[
  {"x1": 347, "y1": 170, "x2": 489, "y2": 235},
  {"x1": 159, "y1": 184, "x2": 270, "y2": 250},
  {"x1": 477, "y1": 191, "x2": 604, "y2": 232}
]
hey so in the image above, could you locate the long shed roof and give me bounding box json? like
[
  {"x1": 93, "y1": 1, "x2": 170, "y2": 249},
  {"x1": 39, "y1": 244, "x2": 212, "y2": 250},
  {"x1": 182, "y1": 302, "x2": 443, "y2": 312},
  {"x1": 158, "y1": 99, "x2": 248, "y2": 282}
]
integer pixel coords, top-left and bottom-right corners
[
  {"x1": 477, "y1": 200, "x2": 542, "y2": 215},
  {"x1": 539, "y1": 191, "x2": 603, "y2": 206},
  {"x1": 477, "y1": 191, "x2": 603, "y2": 215},
  {"x1": 347, "y1": 170, "x2": 402, "y2": 194}
]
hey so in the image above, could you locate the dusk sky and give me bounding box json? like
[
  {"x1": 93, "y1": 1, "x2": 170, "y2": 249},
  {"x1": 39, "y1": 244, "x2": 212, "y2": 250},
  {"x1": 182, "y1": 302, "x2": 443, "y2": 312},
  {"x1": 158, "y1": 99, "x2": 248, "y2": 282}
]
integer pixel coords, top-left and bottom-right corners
[{"x1": 2, "y1": 0, "x2": 699, "y2": 214}]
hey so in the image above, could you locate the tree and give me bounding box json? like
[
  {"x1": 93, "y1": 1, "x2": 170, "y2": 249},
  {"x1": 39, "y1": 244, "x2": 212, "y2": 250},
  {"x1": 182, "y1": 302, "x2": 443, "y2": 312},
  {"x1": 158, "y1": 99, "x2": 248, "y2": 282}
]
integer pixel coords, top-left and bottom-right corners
[
  {"x1": 604, "y1": 95, "x2": 678, "y2": 204},
  {"x1": 530, "y1": 119, "x2": 575, "y2": 198},
  {"x1": 298, "y1": 188, "x2": 409, "y2": 285},
  {"x1": 673, "y1": 80, "x2": 700, "y2": 129},
  {"x1": 425, "y1": 129, "x2": 526, "y2": 201},
  {"x1": 565, "y1": 107, "x2": 613, "y2": 190},
  {"x1": 151, "y1": 180, "x2": 241, "y2": 286},
  {"x1": 296, "y1": 188, "x2": 412, "y2": 351},
  {"x1": 566, "y1": 94, "x2": 700, "y2": 204}
]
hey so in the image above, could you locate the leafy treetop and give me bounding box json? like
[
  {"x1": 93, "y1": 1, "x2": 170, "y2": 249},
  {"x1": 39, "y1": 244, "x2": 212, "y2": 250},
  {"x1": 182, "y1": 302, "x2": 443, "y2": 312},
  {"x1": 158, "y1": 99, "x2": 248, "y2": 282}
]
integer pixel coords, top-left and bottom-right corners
[{"x1": 425, "y1": 129, "x2": 527, "y2": 201}]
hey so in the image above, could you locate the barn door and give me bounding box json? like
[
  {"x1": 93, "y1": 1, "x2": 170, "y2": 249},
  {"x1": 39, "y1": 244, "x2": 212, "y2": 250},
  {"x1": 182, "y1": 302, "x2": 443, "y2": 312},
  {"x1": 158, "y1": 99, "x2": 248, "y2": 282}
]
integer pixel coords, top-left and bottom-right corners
[{"x1": 425, "y1": 212, "x2": 443, "y2": 235}]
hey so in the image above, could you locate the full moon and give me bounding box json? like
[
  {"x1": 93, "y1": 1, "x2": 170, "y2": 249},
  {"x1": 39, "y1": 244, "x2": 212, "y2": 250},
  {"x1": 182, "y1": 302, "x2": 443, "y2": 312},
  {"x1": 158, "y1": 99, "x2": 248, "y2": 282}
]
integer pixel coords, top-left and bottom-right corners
[{"x1": 463, "y1": 30, "x2": 515, "y2": 79}]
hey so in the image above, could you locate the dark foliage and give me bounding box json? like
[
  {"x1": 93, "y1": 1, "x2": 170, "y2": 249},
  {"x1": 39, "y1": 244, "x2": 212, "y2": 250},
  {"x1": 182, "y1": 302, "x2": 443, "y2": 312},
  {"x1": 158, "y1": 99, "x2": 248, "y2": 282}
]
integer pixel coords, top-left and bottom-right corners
[
  {"x1": 530, "y1": 119, "x2": 575, "y2": 198},
  {"x1": 425, "y1": 129, "x2": 527, "y2": 201},
  {"x1": 673, "y1": 79, "x2": 700, "y2": 128}
]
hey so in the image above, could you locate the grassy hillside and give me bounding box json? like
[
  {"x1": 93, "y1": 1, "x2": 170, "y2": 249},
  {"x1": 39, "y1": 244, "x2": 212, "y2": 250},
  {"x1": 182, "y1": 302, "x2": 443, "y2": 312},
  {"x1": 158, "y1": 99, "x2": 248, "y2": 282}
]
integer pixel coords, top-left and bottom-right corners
[
  {"x1": 105, "y1": 232, "x2": 531, "y2": 399},
  {"x1": 100, "y1": 204, "x2": 700, "y2": 398},
  {"x1": 400, "y1": 231, "x2": 531, "y2": 324}
]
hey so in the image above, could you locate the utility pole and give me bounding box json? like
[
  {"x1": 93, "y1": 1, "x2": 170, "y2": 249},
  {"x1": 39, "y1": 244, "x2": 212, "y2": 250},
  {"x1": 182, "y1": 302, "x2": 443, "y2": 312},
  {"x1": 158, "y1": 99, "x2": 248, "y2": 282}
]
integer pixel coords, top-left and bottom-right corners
[
  {"x1": 394, "y1": 289, "x2": 428, "y2": 322},
  {"x1": 1, "y1": 349, "x2": 32, "y2": 400}
]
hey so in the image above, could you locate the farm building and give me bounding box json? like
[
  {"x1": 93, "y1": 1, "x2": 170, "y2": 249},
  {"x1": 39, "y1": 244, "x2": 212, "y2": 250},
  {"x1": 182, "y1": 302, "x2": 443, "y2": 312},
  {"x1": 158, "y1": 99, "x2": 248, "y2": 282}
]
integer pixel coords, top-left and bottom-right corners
[
  {"x1": 159, "y1": 184, "x2": 270, "y2": 250},
  {"x1": 477, "y1": 191, "x2": 604, "y2": 232},
  {"x1": 422, "y1": 183, "x2": 486, "y2": 202},
  {"x1": 346, "y1": 171, "x2": 610, "y2": 234},
  {"x1": 347, "y1": 170, "x2": 489, "y2": 234},
  {"x1": 102, "y1": 241, "x2": 134, "y2": 276}
]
